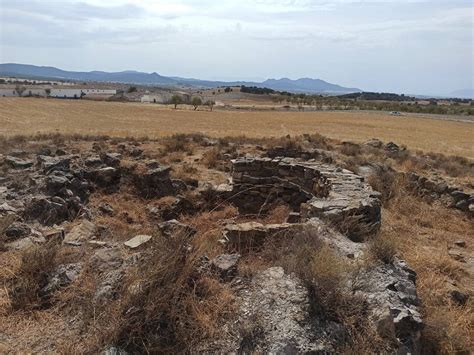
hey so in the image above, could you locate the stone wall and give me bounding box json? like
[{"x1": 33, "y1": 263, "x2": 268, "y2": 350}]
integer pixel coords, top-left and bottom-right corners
[
  {"x1": 230, "y1": 157, "x2": 381, "y2": 241},
  {"x1": 406, "y1": 172, "x2": 473, "y2": 215}
]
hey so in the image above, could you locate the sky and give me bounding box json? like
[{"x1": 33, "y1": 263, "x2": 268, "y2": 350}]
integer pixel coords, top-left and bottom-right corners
[{"x1": 0, "y1": 0, "x2": 473, "y2": 95}]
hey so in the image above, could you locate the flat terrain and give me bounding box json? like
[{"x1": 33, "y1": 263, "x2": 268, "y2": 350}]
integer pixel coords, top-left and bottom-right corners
[{"x1": 0, "y1": 98, "x2": 473, "y2": 158}]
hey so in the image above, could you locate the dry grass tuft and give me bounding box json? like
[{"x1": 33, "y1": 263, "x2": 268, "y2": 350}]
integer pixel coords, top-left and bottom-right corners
[
  {"x1": 110, "y1": 230, "x2": 235, "y2": 353},
  {"x1": 7, "y1": 240, "x2": 60, "y2": 311},
  {"x1": 161, "y1": 133, "x2": 194, "y2": 155},
  {"x1": 202, "y1": 147, "x2": 221, "y2": 168},
  {"x1": 381, "y1": 191, "x2": 474, "y2": 353},
  {"x1": 366, "y1": 168, "x2": 401, "y2": 204},
  {"x1": 367, "y1": 233, "x2": 398, "y2": 264}
]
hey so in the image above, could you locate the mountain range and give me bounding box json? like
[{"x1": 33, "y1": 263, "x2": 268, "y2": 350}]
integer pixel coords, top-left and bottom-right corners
[{"x1": 0, "y1": 63, "x2": 361, "y2": 94}]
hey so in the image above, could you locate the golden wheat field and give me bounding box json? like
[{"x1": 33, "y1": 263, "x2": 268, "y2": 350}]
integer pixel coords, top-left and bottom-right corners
[{"x1": 0, "y1": 98, "x2": 473, "y2": 158}]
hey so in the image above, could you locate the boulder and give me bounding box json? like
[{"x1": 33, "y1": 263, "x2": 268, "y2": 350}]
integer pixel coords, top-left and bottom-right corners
[
  {"x1": 449, "y1": 290, "x2": 469, "y2": 306},
  {"x1": 85, "y1": 155, "x2": 103, "y2": 167},
  {"x1": 40, "y1": 263, "x2": 82, "y2": 297},
  {"x1": 5, "y1": 156, "x2": 34, "y2": 169},
  {"x1": 38, "y1": 155, "x2": 71, "y2": 173},
  {"x1": 5, "y1": 222, "x2": 31, "y2": 239},
  {"x1": 158, "y1": 219, "x2": 196, "y2": 238},
  {"x1": 101, "y1": 152, "x2": 121, "y2": 167},
  {"x1": 133, "y1": 165, "x2": 175, "y2": 198},
  {"x1": 99, "y1": 203, "x2": 115, "y2": 216},
  {"x1": 87, "y1": 167, "x2": 121, "y2": 191},
  {"x1": 45, "y1": 174, "x2": 70, "y2": 195},
  {"x1": 365, "y1": 138, "x2": 384, "y2": 148},
  {"x1": 385, "y1": 142, "x2": 400, "y2": 154},
  {"x1": 211, "y1": 253, "x2": 240, "y2": 281},
  {"x1": 64, "y1": 220, "x2": 96, "y2": 243}
]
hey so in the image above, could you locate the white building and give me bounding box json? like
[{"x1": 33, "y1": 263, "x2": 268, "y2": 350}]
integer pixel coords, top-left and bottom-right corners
[{"x1": 0, "y1": 87, "x2": 116, "y2": 98}]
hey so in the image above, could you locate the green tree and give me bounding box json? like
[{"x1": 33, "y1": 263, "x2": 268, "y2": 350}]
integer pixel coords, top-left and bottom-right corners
[
  {"x1": 15, "y1": 85, "x2": 26, "y2": 97},
  {"x1": 45, "y1": 88, "x2": 51, "y2": 97},
  {"x1": 204, "y1": 100, "x2": 215, "y2": 111},
  {"x1": 191, "y1": 97, "x2": 202, "y2": 110},
  {"x1": 170, "y1": 95, "x2": 182, "y2": 109},
  {"x1": 127, "y1": 86, "x2": 137, "y2": 93}
]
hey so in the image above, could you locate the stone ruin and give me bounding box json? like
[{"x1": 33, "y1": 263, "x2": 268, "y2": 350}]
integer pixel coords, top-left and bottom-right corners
[
  {"x1": 0, "y1": 143, "x2": 424, "y2": 354},
  {"x1": 228, "y1": 157, "x2": 381, "y2": 241},
  {"x1": 205, "y1": 156, "x2": 422, "y2": 354}
]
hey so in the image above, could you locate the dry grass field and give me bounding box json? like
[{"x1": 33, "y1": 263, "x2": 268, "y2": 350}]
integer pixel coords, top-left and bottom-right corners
[{"x1": 0, "y1": 98, "x2": 473, "y2": 158}]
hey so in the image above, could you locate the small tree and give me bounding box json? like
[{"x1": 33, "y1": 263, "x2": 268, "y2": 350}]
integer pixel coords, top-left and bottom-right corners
[
  {"x1": 204, "y1": 100, "x2": 215, "y2": 111},
  {"x1": 15, "y1": 85, "x2": 26, "y2": 97},
  {"x1": 170, "y1": 95, "x2": 182, "y2": 109},
  {"x1": 127, "y1": 86, "x2": 137, "y2": 93},
  {"x1": 224, "y1": 87, "x2": 231, "y2": 93},
  {"x1": 45, "y1": 88, "x2": 51, "y2": 97},
  {"x1": 191, "y1": 97, "x2": 202, "y2": 110}
]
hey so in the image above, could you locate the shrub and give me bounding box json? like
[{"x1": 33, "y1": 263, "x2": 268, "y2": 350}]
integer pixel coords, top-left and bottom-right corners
[
  {"x1": 8, "y1": 240, "x2": 60, "y2": 311},
  {"x1": 110, "y1": 230, "x2": 235, "y2": 352},
  {"x1": 368, "y1": 233, "x2": 398, "y2": 264}
]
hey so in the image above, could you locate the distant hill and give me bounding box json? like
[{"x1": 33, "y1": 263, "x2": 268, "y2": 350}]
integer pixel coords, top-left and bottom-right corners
[
  {"x1": 262, "y1": 78, "x2": 361, "y2": 94},
  {"x1": 449, "y1": 88, "x2": 474, "y2": 99},
  {"x1": 0, "y1": 63, "x2": 362, "y2": 94}
]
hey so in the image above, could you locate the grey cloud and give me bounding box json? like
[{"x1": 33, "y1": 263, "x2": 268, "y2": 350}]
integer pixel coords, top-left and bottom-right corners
[{"x1": 1, "y1": 0, "x2": 146, "y2": 21}]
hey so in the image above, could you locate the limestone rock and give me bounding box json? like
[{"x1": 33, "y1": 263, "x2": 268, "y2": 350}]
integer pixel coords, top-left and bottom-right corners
[
  {"x1": 40, "y1": 263, "x2": 82, "y2": 297},
  {"x1": 64, "y1": 220, "x2": 96, "y2": 243},
  {"x1": 124, "y1": 234, "x2": 152, "y2": 249},
  {"x1": 5, "y1": 156, "x2": 34, "y2": 169}
]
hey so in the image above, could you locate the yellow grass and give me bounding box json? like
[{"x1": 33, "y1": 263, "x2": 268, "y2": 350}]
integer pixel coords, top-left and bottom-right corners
[{"x1": 0, "y1": 98, "x2": 473, "y2": 157}]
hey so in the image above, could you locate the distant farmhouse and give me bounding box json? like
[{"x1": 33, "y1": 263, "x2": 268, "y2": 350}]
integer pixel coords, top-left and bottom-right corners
[{"x1": 0, "y1": 88, "x2": 116, "y2": 98}]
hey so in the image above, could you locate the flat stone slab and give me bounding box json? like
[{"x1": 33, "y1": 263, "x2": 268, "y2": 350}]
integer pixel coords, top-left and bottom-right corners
[{"x1": 124, "y1": 234, "x2": 152, "y2": 249}]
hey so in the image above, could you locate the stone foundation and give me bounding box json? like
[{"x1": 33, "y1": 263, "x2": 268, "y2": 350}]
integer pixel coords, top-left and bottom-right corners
[{"x1": 229, "y1": 157, "x2": 381, "y2": 240}]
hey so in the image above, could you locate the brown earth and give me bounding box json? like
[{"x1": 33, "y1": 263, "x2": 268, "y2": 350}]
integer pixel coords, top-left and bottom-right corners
[{"x1": 0, "y1": 98, "x2": 472, "y2": 158}]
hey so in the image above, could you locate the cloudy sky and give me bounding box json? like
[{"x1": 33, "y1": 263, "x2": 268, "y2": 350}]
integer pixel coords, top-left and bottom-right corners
[{"x1": 0, "y1": 0, "x2": 472, "y2": 95}]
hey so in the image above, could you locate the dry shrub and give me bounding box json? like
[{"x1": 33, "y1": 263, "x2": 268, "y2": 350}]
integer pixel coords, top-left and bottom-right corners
[
  {"x1": 261, "y1": 205, "x2": 290, "y2": 224},
  {"x1": 367, "y1": 233, "x2": 398, "y2": 264},
  {"x1": 340, "y1": 142, "x2": 362, "y2": 156},
  {"x1": 335, "y1": 214, "x2": 379, "y2": 242},
  {"x1": 366, "y1": 168, "x2": 401, "y2": 204},
  {"x1": 184, "y1": 205, "x2": 239, "y2": 257},
  {"x1": 202, "y1": 147, "x2": 221, "y2": 168},
  {"x1": 111, "y1": 231, "x2": 235, "y2": 353},
  {"x1": 307, "y1": 133, "x2": 333, "y2": 150},
  {"x1": 7, "y1": 240, "x2": 60, "y2": 311},
  {"x1": 422, "y1": 152, "x2": 473, "y2": 177},
  {"x1": 161, "y1": 134, "x2": 193, "y2": 155}
]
